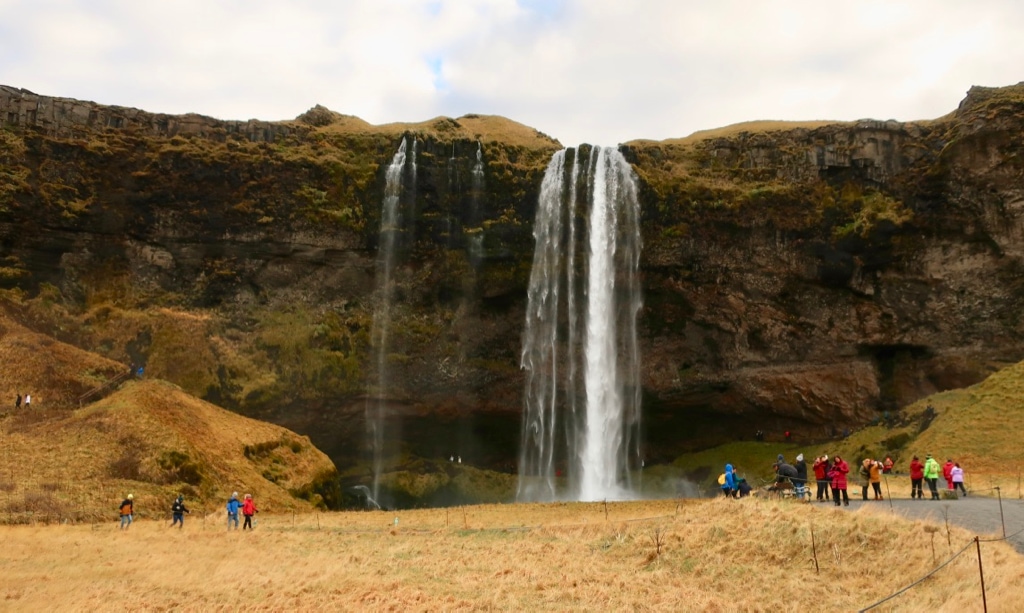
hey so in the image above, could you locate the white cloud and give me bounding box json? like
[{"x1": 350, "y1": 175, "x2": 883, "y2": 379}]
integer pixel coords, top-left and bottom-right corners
[{"x1": 0, "y1": 0, "x2": 1022, "y2": 145}]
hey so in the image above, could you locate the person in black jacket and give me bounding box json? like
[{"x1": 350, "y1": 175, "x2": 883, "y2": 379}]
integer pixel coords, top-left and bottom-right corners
[{"x1": 170, "y1": 495, "x2": 190, "y2": 529}]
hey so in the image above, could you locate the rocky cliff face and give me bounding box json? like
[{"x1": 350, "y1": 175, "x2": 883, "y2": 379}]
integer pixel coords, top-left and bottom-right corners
[{"x1": 1, "y1": 83, "x2": 1023, "y2": 470}]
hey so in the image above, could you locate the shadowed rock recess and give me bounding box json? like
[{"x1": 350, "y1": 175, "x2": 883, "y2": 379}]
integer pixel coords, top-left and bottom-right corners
[{"x1": 2, "y1": 82, "x2": 1023, "y2": 476}]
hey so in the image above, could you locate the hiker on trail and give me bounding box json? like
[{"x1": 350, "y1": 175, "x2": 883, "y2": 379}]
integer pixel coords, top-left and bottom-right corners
[
  {"x1": 924, "y1": 455, "x2": 941, "y2": 500},
  {"x1": 882, "y1": 456, "x2": 894, "y2": 474},
  {"x1": 119, "y1": 494, "x2": 134, "y2": 530},
  {"x1": 171, "y1": 495, "x2": 190, "y2": 528},
  {"x1": 24, "y1": 394, "x2": 30, "y2": 408},
  {"x1": 909, "y1": 455, "x2": 924, "y2": 499},
  {"x1": 859, "y1": 459, "x2": 873, "y2": 500},
  {"x1": 242, "y1": 494, "x2": 258, "y2": 530},
  {"x1": 794, "y1": 454, "x2": 808, "y2": 487},
  {"x1": 942, "y1": 459, "x2": 955, "y2": 492},
  {"x1": 828, "y1": 455, "x2": 850, "y2": 506},
  {"x1": 951, "y1": 463, "x2": 967, "y2": 497},
  {"x1": 793, "y1": 454, "x2": 809, "y2": 499},
  {"x1": 14, "y1": 394, "x2": 20, "y2": 409},
  {"x1": 226, "y1": 492, "x2": 241, "y2": 530},
  {"x1": 721, "y1": 464, "x2": 737, "y2": 497},
  {"x1": 813, "y1": 455, "x2": 831, "y2": 502},
  {"x1": 869, "y1": 459, "x2": 883, "y2": 500}
]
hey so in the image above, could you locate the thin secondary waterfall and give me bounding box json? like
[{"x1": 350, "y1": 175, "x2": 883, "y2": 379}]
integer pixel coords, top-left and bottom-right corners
[
  {"x1": 517, "y1": 146, "x2": 642, "y2": 502},
  {"x1": 367, "y1": 137, "x2": 408, "y2": 503}
]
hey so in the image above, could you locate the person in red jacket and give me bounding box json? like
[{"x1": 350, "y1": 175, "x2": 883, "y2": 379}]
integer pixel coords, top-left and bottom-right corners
[
  {"x1": 909, "y1": 455, "x2": 924, "y2": 499},
  {"x1": 942, "y1": 459, "x2": 955, "y2": 491},
  {"x1": 828, "y1": 455, "x2": 850, "y2": 506},
  {"x1": 812, "y1": 455, "x2": 831, "y2": 502},
  {"x1": 241, "y1": 494, "x2": 258, "y2": 530}
]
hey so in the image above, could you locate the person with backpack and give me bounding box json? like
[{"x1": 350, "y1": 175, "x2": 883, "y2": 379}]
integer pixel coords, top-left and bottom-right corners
[
  {"x1": 241, "y1": 494, "x2": 258, "y2": 530},
  {"x1": 720, "y1": 464, "x2": 737, "y2": 497},
  {"x1": 924, "y1": 455, "x2": 941, "y2": 500},
  {"x1": 226, "y1": 492, "x2": 241, "y2": 530},
  {"x1": 170, "y1": 495, "x2": 190, "y2": 528},
  {"x1": 119, "y1": 494, "x2": 134, "y2": 530},
  {"x1": 909, "y1": 455, "x2": 924, "y2": 499}
]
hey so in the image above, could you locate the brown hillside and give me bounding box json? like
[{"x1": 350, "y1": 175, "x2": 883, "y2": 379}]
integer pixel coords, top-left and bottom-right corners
[
  {"x1": 0, "y1": 379, "x2": 338, "y2": 523},
  {"x1": 0, "y1": 311, "x2": 338, "y2": 523},
  {"x1": 0, "y1": 312, "x2": 126, "y2": 409}
]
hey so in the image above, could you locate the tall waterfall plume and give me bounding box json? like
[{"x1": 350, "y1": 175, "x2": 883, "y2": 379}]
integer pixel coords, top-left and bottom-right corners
[
  {"x1": 517, "y1": 146, "x2": 642, "y2": 502},
  {"x1": 366, "y1": 137, "x2": 408, "y2": 503}
]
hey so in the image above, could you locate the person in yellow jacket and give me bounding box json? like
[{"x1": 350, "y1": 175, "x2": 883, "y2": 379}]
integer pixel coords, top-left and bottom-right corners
[
  {"x1": 869, "y1": 460, "x2": 883, "y2": 500},
  {"x1": 923, "y1": 455, "x2": 941, "y2": 500}
]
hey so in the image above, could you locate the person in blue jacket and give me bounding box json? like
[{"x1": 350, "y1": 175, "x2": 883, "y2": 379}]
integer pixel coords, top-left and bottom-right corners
[
  {"x1": 226, "y1": 492, "x2": 241, "y2": 530},
  {"x1": 721, "y1": 463, "x2": 738, "y2": 497}
]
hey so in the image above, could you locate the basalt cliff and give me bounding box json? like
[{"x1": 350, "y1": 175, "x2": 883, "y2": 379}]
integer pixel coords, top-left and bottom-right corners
[{"x1": 1, "y1": 83, "x2": 1023, "y2": 472}]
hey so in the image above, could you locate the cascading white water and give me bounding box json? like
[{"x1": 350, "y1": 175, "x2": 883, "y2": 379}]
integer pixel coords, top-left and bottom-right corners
[
  {"x1": 367, "y1": 137, "x2": 408, "y2": 502},
  {"x1": 517, "y1": 146, "x2": 642, "y2": 502}
]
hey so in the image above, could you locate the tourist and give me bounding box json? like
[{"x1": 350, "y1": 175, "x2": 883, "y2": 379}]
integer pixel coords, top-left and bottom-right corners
[
  {"x1": 242, "y1": 494, "x2": 258, "y2": 530},
  {"x1": 171, "y1": 495, "x2": 190, "y2": 528},
  {"x1": 794, "y1": 454, "x2": 808, "y2": 487},
  {"x1": 774, "y1": 461, "x2": 798, "y2": 489},
  {"x1": 909, "y1": 455, "x2": 924, "y2": 499},
  {"x1": 859, "y1": 459, "x2": 873, "y2": 501},
  {"x1": 119, "y1": 494, "x2": 134, "y2": 530},
  {"x1": 882, "y1": 456, "x2": 894, "y2": 474},
  {"x1": 924, "y1": 455, "x2": 941, "y2": 500},
  {"x1": 813, "y1": 454, "x2": 831, "y2": 502},
  {"x1": 14, "y1": 393, "x2": 20, "y2": 409},
  {"x1": 943, "y1": 458, "x2": 955, "y2": 492},
  {"x1": 721, "y1": 463, "x2": 737, "y2": 497},
  {"x1": 793, "y1": 454, "x2": 809, "y2": 500},
  {"x1": 24, "y1": 393, "x2": 30, "y2": 408},
  {"x1": 869, "y1": 459, "x2": 883, "y2": 500},
  {"x1": 735, "y1": 477, "x2": 752, "y2": 497},
  {"x1": 226, "y1": 492, "x2": 241, "y2": 530},
  {"x1": 951, "y1": 463, "x2": 967, "y2": 497},
  {"x1": 828, "y1": 455, "x2": 850, "y2": 506}
]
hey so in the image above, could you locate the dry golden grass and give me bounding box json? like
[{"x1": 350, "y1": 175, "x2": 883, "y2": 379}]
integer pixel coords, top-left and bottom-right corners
[
  {"x1": 0, "y1": 498, "x2": 1020, "y2": 611},
  {"x1": 655, "y1": 119, "x2": 845, "y2": 145},
  {"x1": 0, "y1": 313, "x2": 125, "y2": 409},
  {"x1": 317, "y1": 112, "x2": 562, "y2": 149},
  {"x1": 0, "y1": 379, "x2": 335, "y2": 522}
]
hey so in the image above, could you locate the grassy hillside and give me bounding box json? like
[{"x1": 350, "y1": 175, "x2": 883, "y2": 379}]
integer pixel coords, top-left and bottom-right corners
[
  {"x1": 671, "y1": 358, "x2": 1024, "y2": 497},
  {"x1": 0, "y1": 312, "x2": 339, "y2": 522},
  {"x1": 1, "y1": 498, "x2": 1020, "y2": 610}
]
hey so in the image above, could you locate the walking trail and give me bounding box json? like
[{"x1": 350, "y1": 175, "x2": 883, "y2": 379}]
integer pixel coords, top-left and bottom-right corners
[{"x1": 831, "y1": 490, "x2": 1024, "y2": 553}]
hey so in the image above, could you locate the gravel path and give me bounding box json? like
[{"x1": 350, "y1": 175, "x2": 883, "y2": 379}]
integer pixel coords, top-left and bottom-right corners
[{"x1": 824, "y1": 488, "x2": 1024, "y2": 553}]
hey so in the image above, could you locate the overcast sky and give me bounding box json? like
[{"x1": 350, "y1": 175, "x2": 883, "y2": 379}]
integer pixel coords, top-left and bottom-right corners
[{"x1": 1, "y1": 0, "x2": 1021, "y2": 147}]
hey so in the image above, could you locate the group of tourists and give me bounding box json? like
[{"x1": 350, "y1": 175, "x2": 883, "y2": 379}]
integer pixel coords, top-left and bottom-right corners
[
  {"x1": 13, "y1": 393, "x2": 31, "y2": 409},
  {"x1": 908, "y1": 455, "x2": 968, "y2": 500},
  {"x1": 722, "y1": 451, "x2": 969, "y2": 505},
  {"x1": 117, "y1": 492, "x2": 258, "y2": 530}
]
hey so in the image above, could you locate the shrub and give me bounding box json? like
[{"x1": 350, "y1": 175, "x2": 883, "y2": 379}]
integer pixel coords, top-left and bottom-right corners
[{"x1": 157, "y1": 450, "x2": 204, "y2": 486}]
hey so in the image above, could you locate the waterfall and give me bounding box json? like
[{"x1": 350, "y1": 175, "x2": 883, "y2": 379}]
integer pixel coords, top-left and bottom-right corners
[
  {"x1": 517, "y1": 146, "x2": 642, "y2": 502},
  {"x1": 366, "y1": 137, "x2": 408, "y2": 503},
  {"x1": 468, "y1": 141, "x2": 485, "y2": 265}
]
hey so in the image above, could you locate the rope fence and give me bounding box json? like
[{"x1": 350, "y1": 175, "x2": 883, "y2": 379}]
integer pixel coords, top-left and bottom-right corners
[{"x1": 859, "y1": 519, "x2": 1024, "y2": 612}]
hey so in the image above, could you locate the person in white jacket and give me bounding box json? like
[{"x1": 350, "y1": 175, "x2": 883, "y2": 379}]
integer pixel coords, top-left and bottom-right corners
[{"x1": 951, "y1": 463, "x2": 967, "y2": 497}]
